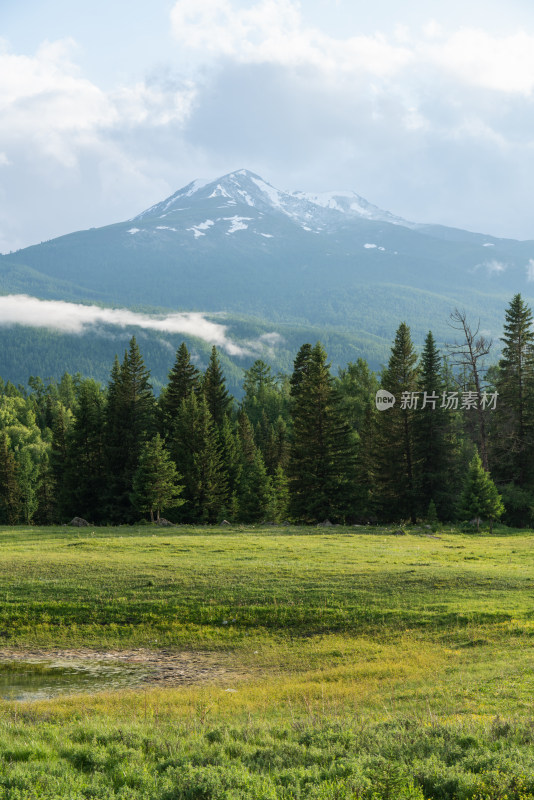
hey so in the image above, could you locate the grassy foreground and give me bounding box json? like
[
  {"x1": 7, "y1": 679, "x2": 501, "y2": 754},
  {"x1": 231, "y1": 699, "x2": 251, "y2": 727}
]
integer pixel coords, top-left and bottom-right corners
[{"x1": 0, "y1": 524, "x2": 533, "y2": 798}]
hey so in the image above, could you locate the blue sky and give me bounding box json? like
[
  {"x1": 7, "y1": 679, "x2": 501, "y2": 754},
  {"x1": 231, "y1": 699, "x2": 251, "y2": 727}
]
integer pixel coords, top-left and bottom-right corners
[{"x1": 3, "y1": 0, "x2": 534, "y2": 251}]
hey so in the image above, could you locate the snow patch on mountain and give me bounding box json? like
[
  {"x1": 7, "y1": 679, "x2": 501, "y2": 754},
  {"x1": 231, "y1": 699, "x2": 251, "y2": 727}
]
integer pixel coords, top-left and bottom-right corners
[
  {"x1": 187, "y1": 220, "x2": 214, "y2": 238},
  {"x1": 209, "y1": 184, "x2": 232, "y2": 199},
  {"x1": 225, "y1": 216, "x2": 252, "y2": 234},
  {"x1": 127, "y1": 228, "x2": 140, "y2": 235}
]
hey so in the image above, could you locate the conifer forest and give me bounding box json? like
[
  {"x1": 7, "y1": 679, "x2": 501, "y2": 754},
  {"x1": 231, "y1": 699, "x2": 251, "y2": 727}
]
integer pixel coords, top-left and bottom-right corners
[{"x1": 0, "y1": 293, "x2": 532, "y2": 530}]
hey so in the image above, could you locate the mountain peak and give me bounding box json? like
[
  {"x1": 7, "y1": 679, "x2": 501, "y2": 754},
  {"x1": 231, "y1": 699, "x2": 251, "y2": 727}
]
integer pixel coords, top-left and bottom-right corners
[{"x1": 133, "y1": 169, "x2": 416, "y2": 232}]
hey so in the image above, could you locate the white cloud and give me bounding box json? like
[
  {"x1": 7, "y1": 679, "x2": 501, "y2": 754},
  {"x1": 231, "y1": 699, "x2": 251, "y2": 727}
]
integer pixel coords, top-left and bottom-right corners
[
  {"x1": 170, "y1": 0, "x2": 534, "y2": 95},
  {"x1": 484, "y1": 260, "x2": 507, "y2": 274},
  {"x1": 0, "y1": 39, "x2": 194, "y2": 169},
  {"x1": 170, "y1": 0, "x2": 412, "y2": 75},
  {"x1": 0, "y1": 295, "x2": 280, "y2": 357},
  {"x1": 526, "y1": 260, "x2": 534, "y2": 282},
  {"x1": 474, "y1": 260, "x2": 508, "y2": 275},
  {"x1": 422, "y1": 29, "x2": 534, "y2": 95}
]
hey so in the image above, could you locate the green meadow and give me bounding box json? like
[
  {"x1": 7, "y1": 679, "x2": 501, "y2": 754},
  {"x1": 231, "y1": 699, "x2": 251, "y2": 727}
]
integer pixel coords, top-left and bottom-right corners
[{"x1": 0, "y1": 524, "x2": 533, "y2": 799}]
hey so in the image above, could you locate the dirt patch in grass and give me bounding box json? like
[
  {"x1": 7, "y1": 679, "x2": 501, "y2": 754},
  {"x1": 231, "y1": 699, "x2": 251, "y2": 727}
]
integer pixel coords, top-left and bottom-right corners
[{"x1": 0, "y1": 647, "x2": 252, "y2": 690}]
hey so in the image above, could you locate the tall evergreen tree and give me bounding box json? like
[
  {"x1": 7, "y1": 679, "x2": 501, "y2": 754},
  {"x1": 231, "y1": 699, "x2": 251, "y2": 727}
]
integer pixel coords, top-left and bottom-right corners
[
  {"x1": 131, "y1": 434, "x2": 184, "y2": 522},
  {"x1": 492, "y1": 294, "x2": 534, "y2": 487},
  {"x1": 17, "y1": 448, "x2": 39, "y2": 524},
  {"x1": 219, "y1": 414, "x2": 241, "y2": 519},
  {"x1": 159, "y1": 342, "x2": 200, "y2": 438},
  {"x1": 263, "y1": 416, "x2": 290, "y2": 475},
  {"x1": 64, "y1": 380, "x2": 106, "y2": 522},
  {"x1": 414, "y1": 332, "x2": 457, "y2": 519},
  {"x1": 49, "y1": 403, "x2": 71, "y2": 521},
  {"x1": 376, "y1": 323, "x2": 419, "y2": 522},
  {"x1": 104, "y1": 339, "x2": 156, "y2": 522},
  {"x1": 171, "y1": 391, "x2": 227, "y2": 522},
  {"x1": 236, "y1": 410, "x2": 271, "y2": 521},
  {"x1": 336, "y1": 359, "x2": 380, "y2": 520},
  {"x1": 202, "y1": 346, "x2": 232, "y2": 427},
  {"x1": 267, "y1": 465, "x2": 290, "y2": 523},
  {"x1": 34, "y1": 452, "x2": 57, "y2": 525},
  {"x1": 0, "y1": 431, "x2": 21, "y2": 524},
  {"x1": 288, "y1": 343, "x2": 358, "y2": 523}
]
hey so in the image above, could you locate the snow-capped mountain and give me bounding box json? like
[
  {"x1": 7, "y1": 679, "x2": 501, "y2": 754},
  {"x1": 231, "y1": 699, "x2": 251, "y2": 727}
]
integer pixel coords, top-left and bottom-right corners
[
  {"x1": 2, "y1": 169, "x2": 534, "y2": 367},
  {"x1": 133, "y1": 169, "x2": 414, "y2": 232}
]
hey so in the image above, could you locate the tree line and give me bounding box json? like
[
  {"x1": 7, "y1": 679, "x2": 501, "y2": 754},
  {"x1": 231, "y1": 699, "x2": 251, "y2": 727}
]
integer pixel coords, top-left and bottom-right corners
[{"x1": 0, "y1": 293, "x2": 532, "y2": 528}]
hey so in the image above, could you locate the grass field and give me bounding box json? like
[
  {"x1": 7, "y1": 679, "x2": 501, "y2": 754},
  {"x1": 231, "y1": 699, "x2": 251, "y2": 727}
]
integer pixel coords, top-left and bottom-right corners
[{"x1": 0, "y1": 524, "x2": 533, "y2": 798}]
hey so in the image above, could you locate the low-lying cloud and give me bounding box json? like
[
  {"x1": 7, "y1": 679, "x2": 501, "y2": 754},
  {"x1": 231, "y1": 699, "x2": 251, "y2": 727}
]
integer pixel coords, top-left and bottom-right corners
[{"x1": 0, "y1": 295, "x2": 278, "y2": 357}]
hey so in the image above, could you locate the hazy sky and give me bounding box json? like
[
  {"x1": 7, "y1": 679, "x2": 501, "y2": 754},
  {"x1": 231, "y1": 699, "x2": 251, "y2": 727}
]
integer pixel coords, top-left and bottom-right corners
[{"x1": 3, "y1": 0, "x2": 534, "y2": 251}]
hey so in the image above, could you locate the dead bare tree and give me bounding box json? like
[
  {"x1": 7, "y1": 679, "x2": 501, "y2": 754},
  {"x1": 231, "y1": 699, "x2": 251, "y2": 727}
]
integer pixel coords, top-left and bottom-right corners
[{"x1": 447, "y1": 309, "x2": 492, "y2": 470}]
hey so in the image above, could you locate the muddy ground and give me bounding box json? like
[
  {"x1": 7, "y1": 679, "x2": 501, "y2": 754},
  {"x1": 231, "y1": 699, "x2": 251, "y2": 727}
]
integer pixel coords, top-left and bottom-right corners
[{"x1": 0, "y1": 647, "x2": 253, "y2": 689}]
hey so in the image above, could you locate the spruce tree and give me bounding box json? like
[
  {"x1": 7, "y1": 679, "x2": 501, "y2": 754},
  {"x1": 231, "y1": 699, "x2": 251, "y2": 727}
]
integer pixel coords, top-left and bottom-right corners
[
  {"x1": 17, "y1": 448, "x2": 39, "y2": 524},
  {"x1": 159, "y1": 342, "x2": 200, "y2": 438},
  {"x1": 219, "y1": 414, "x2": 241, "y2": 519},
  {"x1": 131, "y1": 434, "x2": 184, "y2": 522},
  {"x1": 171, "y1": 391, "x2": 227, "y2": 522},
  {"x1": 0, "y1": 431, "x2": 21, "y2": 524},
  {"x1": 49, "y1": 403, "x2": 71, "y2": 521},
  {"x1": 375, "y1": 322, "x2": 419, "y2": 523},
  {"x1": 267, "y1": 465, "x2": 290, "y2": 523},
  {"x1": 414, "y1": 332, "x2": 456, "y2": 519},
  {"x1": 64, "y1": 380, "x2": 106, "y2": 522},
  {"x1": 238, "y1": 448, "x2": 271, "y2": 522},
  {"x1": 104, "y1": 339, "x2": 155, "y2": 521},
  {"x1": 264, "y1": 416, "x2": 290, "y2": 474},
  {"x1": 460, "y1": 452, "x2": 504, "y2": 532},
  {"x1": 202, "y1": 346, "x2": 232, "y2": 427},
  {"x1": 288, "y1": 343, "x2": 358, "y2": 523},
  {"x1": 337, "y1": 359, "x2": 380, "y2": 521},
  {"x1": 493, "y1": 294, "x2": 534, "y2": 487},
  {"x1": 34, "y1": 452, "x2": 57, "y2": 525},
  {"x1": 236, "y1": 410, "x2": 271, "y2": 521}
]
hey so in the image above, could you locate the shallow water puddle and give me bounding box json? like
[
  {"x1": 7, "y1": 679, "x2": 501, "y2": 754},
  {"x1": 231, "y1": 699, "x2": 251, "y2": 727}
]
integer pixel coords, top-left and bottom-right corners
[{"x1": 0, "y1": 659, "x2": 150, "y2": 701}]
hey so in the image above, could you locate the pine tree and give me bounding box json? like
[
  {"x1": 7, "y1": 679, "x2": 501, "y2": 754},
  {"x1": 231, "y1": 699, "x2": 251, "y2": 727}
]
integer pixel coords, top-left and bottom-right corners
[
  {"x1": 493, "y1": 294, "x2": 534, "y2": 487},
  {"x1": 17, "y1": 448, "x2": 39, "y2": 524},
  {"x1": 104, "y1": 339, "x2": 155, "y2": 521},
  {"x1": 241, "y1": 360, "x2": 289, "y2": 432},
  {"x1": 202, "y1": 346, "x2": 232, "y2": 427},
  {"x1": 171, "y1": 391, "x2": 228, "y2": 522},
  {"x1": 238, "y1": 448, "x2": 271, "y2": 522},
  {"x1": 0, "y1": 431, "x2": 21, "y2": 524},
  {"x1": 159, "y1": 342, "x2": 200, "y2": 438},
  {"x1": 336, "y1": 359, "x2": 380, "y2": 521},
  {"x1": 34, "y1": 452, "x2": 57, "y2": 525},
  {"x1": 288, "y1": 343, "x2": 358, "y2": 523},
  {"x1": 236, "y1": 410, "x2": 271, "y2": 521},
  {"x1": 264, "y1": 416, "x2": 290, "y2": 474},
  {"x1": 131, "y1": 434, "x2": 184, "y2": 521},
  {"x1": 49, "y1": 403, "x2": 71, "y2": 521},
  {"x1": 64, "y1": 380, "x2": 106, "y2": 522},
  {"x1": 460, "y1": 451, "x2": 504, "y2": 533},
  {"x1": 267, "y1": 465, "x2": 290, "y2": 523},
  {"x1": 375, "y1": 323, "x2": 419, "y2": 522},
  {"x1": 414, "y1": 332, "x2": 457, "y2": 519},
  {"x1": 219, "y1": 414, "x2": 241, "y2": 519}
]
